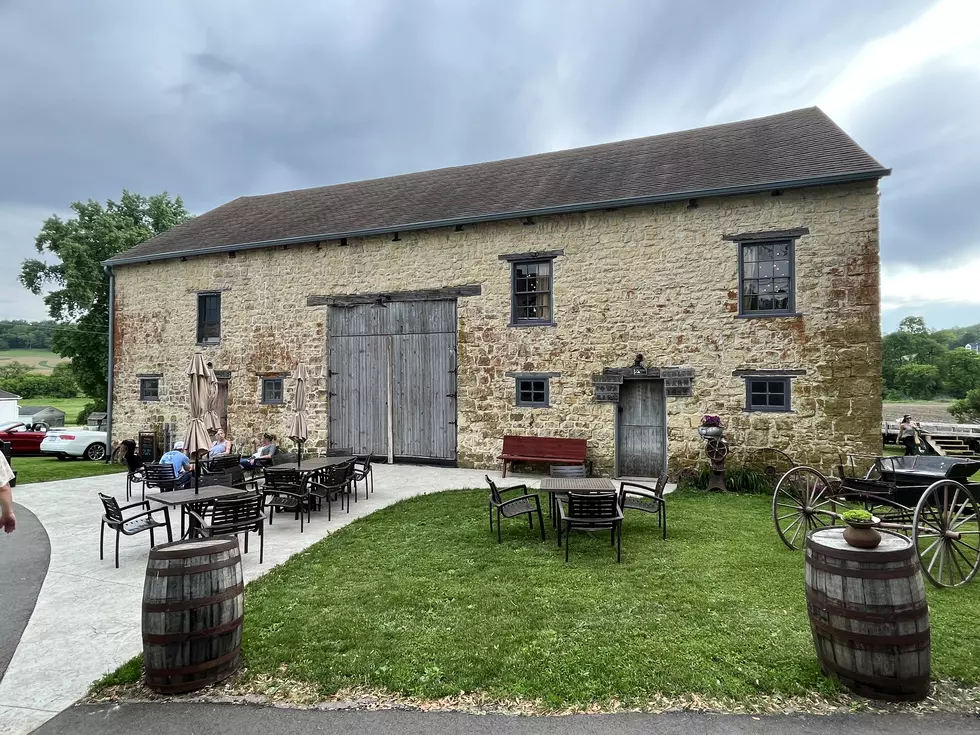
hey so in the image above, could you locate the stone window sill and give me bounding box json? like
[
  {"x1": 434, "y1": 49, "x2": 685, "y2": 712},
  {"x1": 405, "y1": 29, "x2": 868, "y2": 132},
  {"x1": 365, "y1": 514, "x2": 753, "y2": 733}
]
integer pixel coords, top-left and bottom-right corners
[{"x1": 735, "y1": 312, "x2": 803, "y2": 320}]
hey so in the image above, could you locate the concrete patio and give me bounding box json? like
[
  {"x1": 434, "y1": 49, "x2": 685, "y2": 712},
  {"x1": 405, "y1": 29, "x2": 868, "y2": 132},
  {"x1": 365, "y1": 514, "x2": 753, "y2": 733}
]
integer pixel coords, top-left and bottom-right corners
[{"x1": 0, "y1": 464, "x2": 545, "y2": 735}]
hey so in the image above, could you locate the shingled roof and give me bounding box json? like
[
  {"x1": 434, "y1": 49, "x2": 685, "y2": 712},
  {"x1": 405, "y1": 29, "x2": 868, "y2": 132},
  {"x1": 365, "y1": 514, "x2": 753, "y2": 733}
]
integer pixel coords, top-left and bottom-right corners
[{"x1": 106, "y1": 107, "x2": 888, "y2": 266}]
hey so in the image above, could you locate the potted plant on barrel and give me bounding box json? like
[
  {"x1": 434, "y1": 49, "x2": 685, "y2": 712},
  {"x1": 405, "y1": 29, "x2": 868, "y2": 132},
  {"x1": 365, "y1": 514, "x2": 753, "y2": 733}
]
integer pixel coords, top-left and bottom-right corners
[
  {"x1": 841, "y1": 509, "x2": 882, "y2": 549},
  {"x1": 698, "y1": 414, "x2": 723, "y2": 438}
]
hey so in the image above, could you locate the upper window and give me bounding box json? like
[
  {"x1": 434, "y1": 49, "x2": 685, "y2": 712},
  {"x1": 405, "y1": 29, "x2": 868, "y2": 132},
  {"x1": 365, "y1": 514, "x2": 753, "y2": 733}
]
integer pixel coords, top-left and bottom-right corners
[
  {"x1": 744, "y1": 377, "x2": 791, "y2": 412},
  {"x1": 515, "y1": 376, "x2": 549, "y2": 407},
  {"x1": 739, "y1": 241, "x2": 794, "y2": 315},
  {"x1": 139, "y1": 378, "x2": 160, "y2": 401},
  {"x1": 511, "y1": 260, "x2": 553, "y2": 325},
  {"x1": 261, "y1": 378, "x2": 283, "y2": 405},
  {"x1": 197, "y1": 293, "x2": 221, "y2": 343}
]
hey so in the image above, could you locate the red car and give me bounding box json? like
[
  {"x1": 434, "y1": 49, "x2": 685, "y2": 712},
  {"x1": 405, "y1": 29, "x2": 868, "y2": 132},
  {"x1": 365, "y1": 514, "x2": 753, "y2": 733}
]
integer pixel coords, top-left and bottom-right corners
[{"x1": 0, "y1": 421, "x2": 50, "y2": 455}]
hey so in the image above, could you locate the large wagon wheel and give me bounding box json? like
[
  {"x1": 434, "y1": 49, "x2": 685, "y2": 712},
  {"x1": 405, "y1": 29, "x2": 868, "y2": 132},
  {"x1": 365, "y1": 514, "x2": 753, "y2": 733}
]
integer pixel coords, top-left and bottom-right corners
[
  {"x1": 913, "y1": 480, "x2": 980, "y2": 588},
  {"x1": 772, "y1": 466, "x2": 837, "y2": 550},
  {"x1": 751, "y1": 448, "x2": 796, "y2": 485}
]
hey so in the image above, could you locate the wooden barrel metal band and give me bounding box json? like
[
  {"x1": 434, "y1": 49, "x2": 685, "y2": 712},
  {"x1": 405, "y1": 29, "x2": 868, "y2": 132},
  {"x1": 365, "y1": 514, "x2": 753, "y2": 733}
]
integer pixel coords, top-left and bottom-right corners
[
  {"x1": 805, "y1": 589, "x2": 928, "y2": 623},
  {"x1": 806, "y1": 557, "x2": 917, "y2": 579},
  {"x1": 142, "y1": 615, "x2": 244, "y2": 645},
  {"x1": 147, "y1": 647, "x2": 241, "y2": 678},
  {"x1": 820, "y1": 656, "x2": 931, "y2": 688},
  {"x1": 148, "y1": 538, "x2": 238, "y2": 559},
  {"x1": 146, "y1": 557, "x2": 242, "y2": 576},
  {"x1": 809, "y1": 617, "x2": 930, "y2": 646},
  {"x1": 142, "y1": 582, "x2": 243, "y2": 613},
  {"x1": 807, "y1": 544, "x2": 917, "y2": 563}
]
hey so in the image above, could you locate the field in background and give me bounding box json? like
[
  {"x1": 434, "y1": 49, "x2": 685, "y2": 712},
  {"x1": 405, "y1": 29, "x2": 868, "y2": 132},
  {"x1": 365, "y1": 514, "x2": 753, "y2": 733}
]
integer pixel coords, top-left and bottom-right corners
[
  {"x1": 883, "y1": 400, "x2": 956, "y2": 423},
  {"x1": 0, "y1": 348, "x2": 67, "y2": 374},
  {"x1": 19, "y1": 397, "x2": 91, "y2": 426}
]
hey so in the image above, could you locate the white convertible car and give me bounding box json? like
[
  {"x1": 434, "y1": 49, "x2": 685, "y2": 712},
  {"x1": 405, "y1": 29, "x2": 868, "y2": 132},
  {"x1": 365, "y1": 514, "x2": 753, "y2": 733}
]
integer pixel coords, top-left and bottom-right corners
[{"x1": 40, "y1": 429, "x2": 108, "y2": 461}]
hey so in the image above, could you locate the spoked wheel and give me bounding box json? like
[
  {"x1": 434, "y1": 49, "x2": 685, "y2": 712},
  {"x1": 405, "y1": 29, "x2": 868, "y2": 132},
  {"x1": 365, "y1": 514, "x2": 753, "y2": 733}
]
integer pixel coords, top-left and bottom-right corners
[
  {"x1": 772, "y1": 466, "x2": 838, "y2": 550},
  {"x1": 913, "y1": 480, "x2": 980, "y2": 589}
]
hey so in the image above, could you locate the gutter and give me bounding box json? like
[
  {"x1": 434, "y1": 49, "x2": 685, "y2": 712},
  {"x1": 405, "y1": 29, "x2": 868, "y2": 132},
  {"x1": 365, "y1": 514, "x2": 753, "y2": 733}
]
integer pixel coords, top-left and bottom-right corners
[
  {"x1": 104, "y1": 265, "x2": 115, "y2": 463},
  {"x1": 102, "y1": 169, "x2": 891, "y2": 267}
]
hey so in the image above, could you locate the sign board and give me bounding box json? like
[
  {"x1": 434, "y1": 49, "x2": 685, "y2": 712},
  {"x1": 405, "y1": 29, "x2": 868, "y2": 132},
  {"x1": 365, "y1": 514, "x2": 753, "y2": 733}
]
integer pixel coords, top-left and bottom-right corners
[
  {"x1": 594, "y1": 383, "x2": 620, "y2": 402},
  {"x1": 662, "y1": 366, "x2": 695, "y2": 379},
  {"x1": 593, "y1": 372, "x2": 623, "y2": 385}
]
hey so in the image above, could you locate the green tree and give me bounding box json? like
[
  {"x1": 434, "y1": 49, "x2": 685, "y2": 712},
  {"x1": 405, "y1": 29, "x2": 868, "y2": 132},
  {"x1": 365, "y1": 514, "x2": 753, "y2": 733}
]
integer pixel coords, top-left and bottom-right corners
[
  {"x1": 894, "y1": 363, "x2": 941, "y2": 400},
  {"x1": 940, "y1": 348, "x2": 980, "y2": 398},
  {"x1": 899, "y1": 316, "x2": 929, "y2": 335},
  {"x1": 950, "y1": 389, "x2": 980, "y2": 423},
  {"x1": 19, "y1": 191, "x2": 190, "y2": 407}
]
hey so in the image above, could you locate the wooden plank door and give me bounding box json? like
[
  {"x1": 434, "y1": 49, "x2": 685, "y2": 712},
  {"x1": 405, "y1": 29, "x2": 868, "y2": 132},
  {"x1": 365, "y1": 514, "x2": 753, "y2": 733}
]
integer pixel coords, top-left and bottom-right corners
[
  {"x1": 216, "y1": 379, "x2": 229, "y2": 434},
  {"x1": 617, "y1": 379, "x2": 666, "y2": 477},
  {"x1": 328, "y1": 301, "x2": 457, "y2": 461}
]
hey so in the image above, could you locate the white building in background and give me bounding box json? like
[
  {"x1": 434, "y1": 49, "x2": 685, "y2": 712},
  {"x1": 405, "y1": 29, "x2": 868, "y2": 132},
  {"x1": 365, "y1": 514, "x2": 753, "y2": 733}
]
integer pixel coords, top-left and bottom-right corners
[
  {"x1": 0, "y1": 390, "x2": 20, "y2": 423},
  {"x1": 965, "y1": 343, "x2": 980, "y2": 354}
]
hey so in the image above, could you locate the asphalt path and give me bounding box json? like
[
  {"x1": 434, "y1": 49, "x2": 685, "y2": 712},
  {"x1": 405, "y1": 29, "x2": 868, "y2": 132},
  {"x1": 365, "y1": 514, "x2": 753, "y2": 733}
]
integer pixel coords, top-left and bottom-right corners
[
  {"x1": 0, "y1": 502, "x2": 50, "y2": 682},
  {"x1": 32, "y1": 703, "x2": 980, "y2": 735}
]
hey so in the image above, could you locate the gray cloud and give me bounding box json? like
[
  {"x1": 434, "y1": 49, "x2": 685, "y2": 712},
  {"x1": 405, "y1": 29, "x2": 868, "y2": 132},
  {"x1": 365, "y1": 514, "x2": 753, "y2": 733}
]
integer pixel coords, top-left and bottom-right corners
[{"x1": 0, "y1": 0, "x2": 971, "y2": 327}]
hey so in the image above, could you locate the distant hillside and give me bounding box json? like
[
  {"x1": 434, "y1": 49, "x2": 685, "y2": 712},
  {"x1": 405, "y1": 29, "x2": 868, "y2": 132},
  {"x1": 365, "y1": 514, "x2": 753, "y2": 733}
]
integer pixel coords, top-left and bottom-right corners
[{"x1": 0, "y1": 349, "x2": 68, "y2": 375}]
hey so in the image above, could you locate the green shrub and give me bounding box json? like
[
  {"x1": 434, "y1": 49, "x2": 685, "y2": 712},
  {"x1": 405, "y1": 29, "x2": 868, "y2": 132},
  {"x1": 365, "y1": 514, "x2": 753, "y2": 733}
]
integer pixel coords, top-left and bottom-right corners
[
  {"x1": 691, "y1": 466, "x2": 773, "y2": 494},
  {"x1": 841, "y1": 509, "x2": 873, "y2": 523}
]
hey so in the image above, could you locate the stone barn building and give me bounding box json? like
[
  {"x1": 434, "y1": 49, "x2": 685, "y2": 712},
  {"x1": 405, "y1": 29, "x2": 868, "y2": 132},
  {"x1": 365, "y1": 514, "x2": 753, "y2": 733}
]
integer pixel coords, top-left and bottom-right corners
[{"x1": 104, "y1": 107, "x2": 887, "y2": 475}]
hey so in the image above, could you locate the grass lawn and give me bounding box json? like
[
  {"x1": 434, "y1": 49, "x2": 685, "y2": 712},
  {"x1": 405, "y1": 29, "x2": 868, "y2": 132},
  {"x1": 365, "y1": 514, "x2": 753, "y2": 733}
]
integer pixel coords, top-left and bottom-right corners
[
  {"x1": 19, "y1": 396, "x2": 91, "y2": 425},
  {"x1": 0, "y1": 349, "x2": 67, "y2": 374},
  {"x1": 95, "y1": 490, "x2": 980, "y2": 706},
  {"x1": 13, "y1": 456, "x2": 125, "y2": 485}
]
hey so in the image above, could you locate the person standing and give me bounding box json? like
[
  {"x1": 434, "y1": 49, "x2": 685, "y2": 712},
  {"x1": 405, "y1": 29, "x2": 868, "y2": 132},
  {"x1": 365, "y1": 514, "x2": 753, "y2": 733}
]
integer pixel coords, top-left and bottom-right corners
[
  {"x1": 0, "y1": 449, "x2": 16, "y2": 533},
  {"x1": 899, "y1": 414, "x2": 918, "y2": 456}
]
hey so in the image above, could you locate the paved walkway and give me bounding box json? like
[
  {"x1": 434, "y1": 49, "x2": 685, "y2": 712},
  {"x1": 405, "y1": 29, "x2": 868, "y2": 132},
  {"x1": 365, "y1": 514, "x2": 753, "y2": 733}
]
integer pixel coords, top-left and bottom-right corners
[
  {"x1": 0, "y1": 465, "x2": 543, "y2": 735},
  {"x1": 32, "y1": 703, "x2": 980, "y2": 735},
  {"x1": 0, "y1": 504, "x2": 49, "y2": 681}
]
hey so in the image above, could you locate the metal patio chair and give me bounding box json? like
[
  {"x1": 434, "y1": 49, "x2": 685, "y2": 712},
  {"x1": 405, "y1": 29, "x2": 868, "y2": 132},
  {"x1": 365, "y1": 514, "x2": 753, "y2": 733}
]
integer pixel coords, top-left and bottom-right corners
[
  {"x1": 557, "y1": 491, "x2": 624, "y2": 563},
  {"x1": 261, "y1": 467, "x2": 312, "y2": 531},
  {"x1": 619, "y1": 474, "x2": 668, "y2": 540},
  {"x1": 187, "y1": 494, "x2": 268, "y2": 564},
  {"x1": 485, "y1": 475, "x2": 545, "y2": 543},
  {"x1": 99, "y1": 493, "x2": 172, "y2": 568}
]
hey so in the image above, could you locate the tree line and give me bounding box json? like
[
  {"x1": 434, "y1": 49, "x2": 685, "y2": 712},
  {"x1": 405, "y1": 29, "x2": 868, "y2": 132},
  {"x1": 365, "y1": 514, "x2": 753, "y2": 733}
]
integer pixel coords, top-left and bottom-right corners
[
  {"x1": 883, "y1": 316, "x2": 980, "y2": 422},
  {"x1": 0, "y1": 320, "x2": 59, "y2": 351},
  {"x1": 0, "y1": 361, "x2": 78, "y2": 399}
]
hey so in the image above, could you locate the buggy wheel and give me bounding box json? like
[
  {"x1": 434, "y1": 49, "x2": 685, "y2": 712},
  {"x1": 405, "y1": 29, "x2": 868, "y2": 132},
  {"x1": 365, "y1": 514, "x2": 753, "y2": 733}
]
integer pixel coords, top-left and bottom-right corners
[
  {"x1": 772, "y1": 466, "x2": 837, "y2": 550},
  {"x1": 913, "y1": 480, "x2": 980, "y2": 589}
]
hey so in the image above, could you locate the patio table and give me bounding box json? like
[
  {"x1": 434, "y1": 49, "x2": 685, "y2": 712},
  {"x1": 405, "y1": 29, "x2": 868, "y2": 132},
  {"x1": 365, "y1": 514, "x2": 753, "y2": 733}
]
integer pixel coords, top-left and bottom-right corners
[
  {"x1": 147, "y1": 485, "x2": 252, "y2": 538},
  {"x1": 288, "y1": 456, "x2": 355, "y2": 474},
  {"x1": 539, "y1": 477, "x2": 617, "y2": 526}
]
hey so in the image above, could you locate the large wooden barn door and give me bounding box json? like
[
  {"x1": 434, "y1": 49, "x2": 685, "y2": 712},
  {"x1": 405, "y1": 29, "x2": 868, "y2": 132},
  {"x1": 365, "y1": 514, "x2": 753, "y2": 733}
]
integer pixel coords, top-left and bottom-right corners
[
  {"x1": 328, "y1": 301, "x2": 457, "y2": 461},
  {"x1": 616, "y1": 379, "x2": 666, "y2": 478}
]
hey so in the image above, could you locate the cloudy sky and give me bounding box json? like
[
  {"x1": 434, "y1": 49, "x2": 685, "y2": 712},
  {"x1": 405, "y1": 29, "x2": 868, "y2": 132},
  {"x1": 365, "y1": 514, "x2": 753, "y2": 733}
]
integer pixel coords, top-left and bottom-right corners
[{"x1": 1, "y1": 0, "x2": 978, "y2": 332}]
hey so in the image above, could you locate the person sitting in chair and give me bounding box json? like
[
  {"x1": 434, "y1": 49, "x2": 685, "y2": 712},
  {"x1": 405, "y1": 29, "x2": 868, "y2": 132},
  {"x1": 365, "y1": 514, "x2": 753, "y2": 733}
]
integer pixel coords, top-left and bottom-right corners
[
  {"x1": 120, "y1": 438, "x2": 144, "y2": 473},
  {"x1": 208, "y1": 429, "x2": 233, "y2": 457},
  {"x1": 160, "y1": 440, "x2": 194, "y2": 487},
  {"x1": 240, "y1": 433, "x2": 277, "y2": 470}
]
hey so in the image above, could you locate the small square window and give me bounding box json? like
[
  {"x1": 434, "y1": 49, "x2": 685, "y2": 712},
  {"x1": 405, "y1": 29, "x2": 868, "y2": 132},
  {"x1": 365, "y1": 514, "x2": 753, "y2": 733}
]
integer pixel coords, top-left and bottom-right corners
[
  {"x1": 261, "y1": 378, "x2": 283, "y2": 404},
  {"x1": 139, "y1": 378, "x2": 160, "y2": 401},
  {"x1": 745, "y1": 377, "x2": 791, "y2": 412},
  {"x1": 515, "y1": 377, "x2": 549, "y2": 407},
  {"x1": 739, "y1": 241, "x2": 795, "y2": 315},
  {"x1": 197, "y1": 293, "x2": 221, "y2": 343}
]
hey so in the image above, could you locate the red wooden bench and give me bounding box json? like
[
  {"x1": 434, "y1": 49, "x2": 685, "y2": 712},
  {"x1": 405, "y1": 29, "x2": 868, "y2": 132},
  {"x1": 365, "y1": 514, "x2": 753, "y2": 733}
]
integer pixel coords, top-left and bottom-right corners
[{"x1": 498, "y1": 435, "x2": 587, "y2": 478}]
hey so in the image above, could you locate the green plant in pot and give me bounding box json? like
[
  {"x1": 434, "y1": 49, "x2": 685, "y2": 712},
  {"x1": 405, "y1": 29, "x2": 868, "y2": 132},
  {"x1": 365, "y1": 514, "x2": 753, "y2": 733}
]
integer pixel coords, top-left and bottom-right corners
[{"x1": 841, "y1": 508, "x2": 882, "y2": 549}]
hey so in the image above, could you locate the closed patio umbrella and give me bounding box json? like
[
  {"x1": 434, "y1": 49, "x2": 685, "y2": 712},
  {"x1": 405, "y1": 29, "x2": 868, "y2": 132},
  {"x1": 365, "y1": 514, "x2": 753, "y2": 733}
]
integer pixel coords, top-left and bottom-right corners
[
  {"x1": 204, "y1": 363, "x2": 221, "y2": 434},
  {"x1": 184, "y1": 353, "x2": 213, "y2": 493},
  {"x1": 288, "y1": 363, "x2": 309, "y2": 467}
]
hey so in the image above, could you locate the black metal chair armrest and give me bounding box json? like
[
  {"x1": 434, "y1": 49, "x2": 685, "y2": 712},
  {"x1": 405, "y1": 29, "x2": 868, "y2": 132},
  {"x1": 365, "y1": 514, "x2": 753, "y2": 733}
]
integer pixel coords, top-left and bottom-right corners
[
  {"x1": 120, "y1": 509, "x2": 167, "y2": 523},
  {"x1": 498, "y1": 483, "x2": 531, "y2": 497},
  {"x1": 184, "y1": 507, "x2": 209, "y2": 528},
  {"x1": 262, "y1": 489, "x2": 305, "y2": 501},
  {"x1": 499, "y1": 493, "x2": 540, "y2": 510},
  {"x1": 119, "y1": 499, "x2": 151, "y2": 511}
]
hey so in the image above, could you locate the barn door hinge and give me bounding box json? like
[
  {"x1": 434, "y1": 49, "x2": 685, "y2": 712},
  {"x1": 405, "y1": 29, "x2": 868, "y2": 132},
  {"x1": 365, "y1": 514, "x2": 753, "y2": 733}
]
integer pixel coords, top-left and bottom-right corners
[
  {"x1": 328, "y1": 391, "x2": 337, "y2": 397},
  {"x1": 446, "y1": 393, "x2": 457, "y2": 399},
  {"x1": 327, "y1": 370, "x2": 339, "y2": 376},
  {"x1": 448, "y1": 421, "x2": 457, "y2": 426},
  {"x1": 448, "y1": 368, "x2": 457, "y2": 374}
]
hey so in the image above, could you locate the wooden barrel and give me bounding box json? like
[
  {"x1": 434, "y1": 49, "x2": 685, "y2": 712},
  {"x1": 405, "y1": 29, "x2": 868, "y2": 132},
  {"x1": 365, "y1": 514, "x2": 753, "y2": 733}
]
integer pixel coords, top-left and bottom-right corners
[
  {"x1": 142, "y1": 536, "x2": 244, "y2": 694},
  {"x1": 805, "y1": 528, "x2": 930, "y2": 702}
]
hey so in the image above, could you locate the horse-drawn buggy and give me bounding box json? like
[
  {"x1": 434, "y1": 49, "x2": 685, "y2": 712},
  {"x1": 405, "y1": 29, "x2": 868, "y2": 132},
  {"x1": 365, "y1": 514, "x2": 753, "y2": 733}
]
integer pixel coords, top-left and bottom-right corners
[{"x1": 773, "y1": 455, "x2": 980, "y2": 588}]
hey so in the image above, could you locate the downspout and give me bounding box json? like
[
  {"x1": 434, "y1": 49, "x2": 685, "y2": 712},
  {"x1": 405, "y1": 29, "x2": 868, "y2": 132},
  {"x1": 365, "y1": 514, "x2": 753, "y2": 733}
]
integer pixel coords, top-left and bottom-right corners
[{"x1": 104, "y1": 265, "x2": 115, "y2": 463}]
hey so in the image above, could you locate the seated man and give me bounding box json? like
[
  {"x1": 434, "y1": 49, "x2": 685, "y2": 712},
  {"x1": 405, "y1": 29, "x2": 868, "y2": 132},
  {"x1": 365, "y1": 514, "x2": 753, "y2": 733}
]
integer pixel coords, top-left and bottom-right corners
[
  {"x1": 240, "y1": 433, "x2": 277, "y2": 470},
  {"x1": 160, "y1": 440, "x2": 194, "y2": 487}
]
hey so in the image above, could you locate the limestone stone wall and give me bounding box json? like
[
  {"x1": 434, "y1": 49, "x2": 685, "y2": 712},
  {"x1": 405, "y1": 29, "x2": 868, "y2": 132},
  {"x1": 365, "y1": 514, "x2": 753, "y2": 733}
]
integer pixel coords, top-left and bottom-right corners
[{"x1": 111, "y1": 181, "x2": 882, "y2": 472}]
